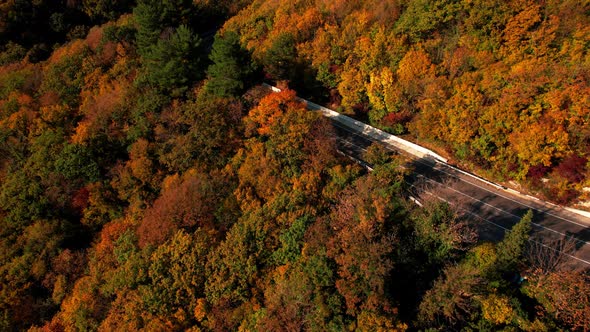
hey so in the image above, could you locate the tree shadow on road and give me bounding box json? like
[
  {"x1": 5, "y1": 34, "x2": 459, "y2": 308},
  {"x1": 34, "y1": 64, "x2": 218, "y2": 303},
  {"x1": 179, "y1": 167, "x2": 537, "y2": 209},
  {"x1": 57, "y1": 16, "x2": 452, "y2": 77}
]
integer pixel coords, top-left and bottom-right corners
[{"x1": 403, "y1": 157, "x2": 575, "y2": 245}]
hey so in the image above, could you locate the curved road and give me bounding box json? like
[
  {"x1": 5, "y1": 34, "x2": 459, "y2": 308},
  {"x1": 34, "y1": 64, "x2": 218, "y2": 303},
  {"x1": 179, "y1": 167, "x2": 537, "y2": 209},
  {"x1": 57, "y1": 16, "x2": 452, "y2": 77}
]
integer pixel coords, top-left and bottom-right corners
[
  {"x1": 331, "y1": 118, "x2": 590, "y2": 269},
  {"x1": 262, "y1": 83, "x2": 590, "y2": 269}
]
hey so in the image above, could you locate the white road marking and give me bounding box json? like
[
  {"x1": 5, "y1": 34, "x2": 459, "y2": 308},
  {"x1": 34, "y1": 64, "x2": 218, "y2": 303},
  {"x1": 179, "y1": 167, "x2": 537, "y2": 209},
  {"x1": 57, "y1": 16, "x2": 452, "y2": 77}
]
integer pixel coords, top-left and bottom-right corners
[
  {"x1": 332, "y1": 120, "x2": 590, "y2": 264},
  {"x1": 332, "y1": 121, "x2": 589, "y2": 229},
  {"x1": 337, "y1": 138, "x2": 368, "y2": 152},
  {"x1": 430, "y1": 162, "x2": 590, "y2": 228},
  {"x1": 407, "y1": 182, "x2": 590, "y2": 267},
  {"x1": 416, "y1": 175, "x2": 590, "y2": 246}
]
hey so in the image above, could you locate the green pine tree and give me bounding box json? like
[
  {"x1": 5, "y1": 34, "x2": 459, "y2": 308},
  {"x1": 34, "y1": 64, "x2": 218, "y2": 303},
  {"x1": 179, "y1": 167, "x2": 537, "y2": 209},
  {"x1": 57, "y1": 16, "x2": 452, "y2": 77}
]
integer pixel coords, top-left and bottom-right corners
[
  {"x1": 139, "y1": 25, "x2": 203, "y2": 96},
  {"x1": 205, "y1": 31, "x2": 255, "y2": 97},
  {"x1": 263, "y1": 33, "x2": 297, "y2": 81},
  {"x1": 133, "y1": 0, "x2": 164, "y2": 57},
  {"x1": 496, "y1": 210, "x2": 533, "y2": 271}
]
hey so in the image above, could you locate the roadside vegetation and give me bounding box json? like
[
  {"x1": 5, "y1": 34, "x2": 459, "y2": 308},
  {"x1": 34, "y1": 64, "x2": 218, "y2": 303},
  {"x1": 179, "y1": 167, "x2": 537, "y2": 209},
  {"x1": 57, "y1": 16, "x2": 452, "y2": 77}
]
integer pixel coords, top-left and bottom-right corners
[
  {"x1": 0, "y1": 0, "x2": 588, "y2": 330},
  {"x1": 224, "y1": 0, "x2": 590, "y2": 206}
]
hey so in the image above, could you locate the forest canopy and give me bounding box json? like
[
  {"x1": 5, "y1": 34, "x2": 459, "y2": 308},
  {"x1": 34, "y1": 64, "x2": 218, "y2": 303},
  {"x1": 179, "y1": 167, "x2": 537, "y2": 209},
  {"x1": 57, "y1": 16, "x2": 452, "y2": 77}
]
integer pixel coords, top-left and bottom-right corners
[
  {"x1": 224, "y1": 0, "x2": 590, "y2": 205},
  {"x1": 0, "y1": 0, "x2": 589, "y2": 331}
]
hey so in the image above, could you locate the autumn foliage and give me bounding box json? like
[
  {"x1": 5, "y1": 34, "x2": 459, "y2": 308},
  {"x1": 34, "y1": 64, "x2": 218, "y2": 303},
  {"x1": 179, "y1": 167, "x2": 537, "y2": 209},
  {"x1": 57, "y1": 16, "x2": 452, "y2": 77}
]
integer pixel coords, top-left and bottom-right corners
[
  {"x1": 0, "y1": 1, "x2": 589, "y2": 331},
  {"x1": 225, "y1": 0, "x2": 590, "y2": 204}
]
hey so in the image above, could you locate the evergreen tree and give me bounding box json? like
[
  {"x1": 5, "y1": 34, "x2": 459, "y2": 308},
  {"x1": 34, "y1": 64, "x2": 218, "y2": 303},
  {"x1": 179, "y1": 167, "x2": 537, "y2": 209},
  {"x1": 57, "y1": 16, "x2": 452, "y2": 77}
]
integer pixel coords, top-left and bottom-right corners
[
  {"x1": 133, "y1": 0, "x2": 197, "y2": 56},
  {"x1": 496, "y1": 210, "x2": 532, "y2": 271},
  {"x1": 133, "y1": 0, "x2": 164, "y2": 57},
  {"x1": 205, "y1": 31, "x2": 255, "y2": 97},
  {"x1": 139, "y1": 25, "x2": 203, "y2": 96},
  {"x1": 262, "y1": 33, "x2": 297, "y2": 81}
]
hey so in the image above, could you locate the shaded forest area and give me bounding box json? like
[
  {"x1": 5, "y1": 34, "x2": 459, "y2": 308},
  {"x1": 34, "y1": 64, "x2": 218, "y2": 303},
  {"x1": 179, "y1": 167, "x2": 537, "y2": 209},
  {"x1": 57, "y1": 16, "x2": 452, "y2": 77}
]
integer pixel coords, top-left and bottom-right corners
[{"x1": 0, "y1": 0, "x2": 589, "y2": 331}]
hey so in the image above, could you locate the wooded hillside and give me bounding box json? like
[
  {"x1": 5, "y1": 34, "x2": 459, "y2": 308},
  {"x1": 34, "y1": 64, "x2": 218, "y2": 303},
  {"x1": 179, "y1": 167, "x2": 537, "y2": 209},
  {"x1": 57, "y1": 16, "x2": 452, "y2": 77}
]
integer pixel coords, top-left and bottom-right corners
[
  {"x1": 224, "y1": 0, "x2": 590, "y2": 205},
  {"x1": 0, "y1": 0, "x2": 588, "y2": 331}
]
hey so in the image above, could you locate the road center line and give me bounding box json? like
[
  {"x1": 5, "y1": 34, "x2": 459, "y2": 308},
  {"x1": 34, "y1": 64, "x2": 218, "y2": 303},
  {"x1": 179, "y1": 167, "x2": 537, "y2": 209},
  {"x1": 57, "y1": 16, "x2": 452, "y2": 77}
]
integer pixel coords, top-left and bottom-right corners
[
  {"x1": 331, "y1": 121, "x2": 589, "y2": 229},
  {"x1": 416, "y1": 175, "x2": 590, "y2": 246},
  {"x1": 411, "y1": 184, "x2": 590, "y2": 267}
]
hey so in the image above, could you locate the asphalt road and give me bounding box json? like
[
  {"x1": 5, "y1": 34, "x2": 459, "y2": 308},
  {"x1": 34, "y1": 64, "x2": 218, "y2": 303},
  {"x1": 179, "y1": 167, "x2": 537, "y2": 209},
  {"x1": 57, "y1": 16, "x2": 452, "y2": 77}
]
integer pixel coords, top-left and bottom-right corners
[{"x1": 331, "y1": 120, "x2": 590, "y2": 270}]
